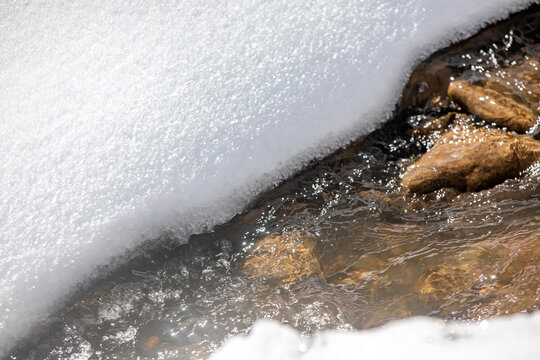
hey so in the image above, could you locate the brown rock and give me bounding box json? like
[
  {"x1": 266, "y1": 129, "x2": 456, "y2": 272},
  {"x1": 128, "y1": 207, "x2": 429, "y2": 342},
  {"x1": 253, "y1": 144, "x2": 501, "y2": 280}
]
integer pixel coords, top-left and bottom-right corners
[
  {"x1": 448, "y1": 80, "x2": 537, "y2": 133},
  {"x1": 402, "y1": 124, "x2": 540, "y2": 193},
  {"x1": 140, "y1": 336, "x2": 161, "y2": 353},
  {"x1": 399, "y1": 59, "x2": 455, "y2": 114},
  {"x1": 410, "y1": 112, "x2": 458, "y2": 138},
  {"x1": 414, "y1": 265, "x2": 463, "y2": 302},
  {"x1": 483, "y1": 59, "x2": 540, "y2": 108},
  {"x1": 436, "y1": 231, "x2": 540, "y2": 319},
  {"x1": 242, "y1": 230, "x2": 321, "y2": 285},
  {"x1": 410, "y1": 112, "x2": 473, "y2": 144}
]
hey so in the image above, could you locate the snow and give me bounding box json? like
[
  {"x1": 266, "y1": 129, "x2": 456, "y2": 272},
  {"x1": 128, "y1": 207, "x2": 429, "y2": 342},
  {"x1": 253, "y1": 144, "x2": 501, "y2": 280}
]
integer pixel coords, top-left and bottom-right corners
[{"x1": 212, "y1": 313, "x2": 540, "y2": 360}]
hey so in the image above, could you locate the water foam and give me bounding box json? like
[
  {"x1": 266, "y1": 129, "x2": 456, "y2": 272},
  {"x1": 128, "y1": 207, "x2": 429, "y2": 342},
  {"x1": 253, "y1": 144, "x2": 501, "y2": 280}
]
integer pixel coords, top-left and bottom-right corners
[
  {"x1": 0, "y1": 0, "x2": 536, "y2": 354},
  {"x1": 211, "y1": 313, "x2": 540, "y2": 360}
]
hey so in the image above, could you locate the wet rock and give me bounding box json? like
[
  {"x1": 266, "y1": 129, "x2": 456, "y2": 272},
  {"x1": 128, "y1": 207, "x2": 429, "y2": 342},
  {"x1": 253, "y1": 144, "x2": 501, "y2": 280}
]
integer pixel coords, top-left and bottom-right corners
[
  {"x1": 356, "y1": 189, "x2": 408, "y2": 215},
  {"x1": 347, "y1": 252, "x2": 387, "y2": 273},
  {"x1": 327, "y1": 270, "x2": 377, "y2": 288},
  {"x1": 409, "y1": 112, "x2": 469, "y2": 140},
  {"x1": 414, "y1": 265, "x2": 463, "y2": 302},
  {"x1": 138, "y1": 336, "x2": 161, "y2": 355},
  {"x1": 455, "y1": 244, "x2": 493, "y2": 266},
  {"x1": 241, "y1": 230, "x2": 321, "y2": 285},
  {"x1": 326, "y1": 252, "x2": 385, "y2": 288},
  {"x1": 435, "y1": 231, "x2": 540, "y2": 319},
  {"x1": 408, "y1": 112, "x2": 474, "y2": 153},
  {"x1": 135, "y1": 320, "x2": 189, "y2": 357},
  {"x1": 399, "y1": 59, "x2": 456, "y2": 114},
  {"x1": 448, "y1": 80, "x2": 538, "y2": 133},
  {"x1": 482, "y1": 59, "x2": 540, "y2": 109},
  {"x1": 485, "y1": 232, "x2": 540, "y2": 285},
  {"x1": 382, "y1": 300, "x2": 413, "y2": 320},
  {"x1": 361, "y1": 296, "x2": 424, "y2": 329},
  {"x1": 402, "y1": 124, "x2": 540, "y2": 193},
  {"x1": 356, "y1": 188, "x2": 429, "y2": 212},
  {"x1": 326, "y1": 223, "x2": 426, "y2": 293}
]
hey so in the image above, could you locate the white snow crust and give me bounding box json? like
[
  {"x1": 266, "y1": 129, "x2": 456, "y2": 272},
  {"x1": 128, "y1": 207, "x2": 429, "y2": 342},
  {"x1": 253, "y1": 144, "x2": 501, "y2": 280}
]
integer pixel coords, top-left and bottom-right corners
[
  {"x1": 0, "y1": 0, "x2": 536, "y2": 354},
  {"x1": 211, "y1": 313, "x2": 540, "y2": 360}
]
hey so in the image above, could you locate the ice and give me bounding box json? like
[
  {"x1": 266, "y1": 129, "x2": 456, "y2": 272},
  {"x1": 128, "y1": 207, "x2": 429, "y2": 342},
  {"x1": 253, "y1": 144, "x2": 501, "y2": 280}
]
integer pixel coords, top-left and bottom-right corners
[
  {"x1": 0, "y1": 0, "x2": 535, "y2": 354},
  {"x1": 212, "y1": 313, "x2": 540, "y2": 360}
]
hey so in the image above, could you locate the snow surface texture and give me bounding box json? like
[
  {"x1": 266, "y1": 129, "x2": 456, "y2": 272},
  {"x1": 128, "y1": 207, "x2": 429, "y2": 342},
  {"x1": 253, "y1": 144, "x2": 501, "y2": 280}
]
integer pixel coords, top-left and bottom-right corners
[
  {"x1": 211, "y1": 314, "x2": 540, "y2": 360},
  {"x1": 0, "y1": 0, "x2": 537, "y2": 354}
]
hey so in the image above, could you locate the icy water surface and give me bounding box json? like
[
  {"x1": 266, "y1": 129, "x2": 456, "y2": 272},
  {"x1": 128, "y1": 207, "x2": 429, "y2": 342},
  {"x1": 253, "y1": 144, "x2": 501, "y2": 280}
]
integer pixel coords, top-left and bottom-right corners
[{"x1": 8, "y1": 6, "x2": 540, "y2": 360}]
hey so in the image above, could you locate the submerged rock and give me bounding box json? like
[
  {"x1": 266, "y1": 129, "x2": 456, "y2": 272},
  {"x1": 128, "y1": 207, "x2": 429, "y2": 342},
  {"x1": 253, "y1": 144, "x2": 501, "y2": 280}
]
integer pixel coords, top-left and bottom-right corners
[
  {"x1": 409, "y1": 112, "x2": 474, "y2": 151},
  {"x1": 135, "y1": 320, "x2": 188, "y2": 357},
  {"x1": 417, "y1": 231, "x2": 540, "y2": 318},
  {"x1": 415, "y1": 265, "x2": 463, "y2": 302},
  {"x1": 410, "y1": 112, "x2": 462, "y2": 139},
  {"x1": 482, "y1": 59, "x2": 540, "y2": 109},
  {"x1": 402, "y1": 124, "x2": 540, "y2": 193},
  {"x1": 448, "y1": 80, "x2": 538, "y2": 133},
  {"x1": 241, "y1": 230, "x2": 321, "y2": 285}
]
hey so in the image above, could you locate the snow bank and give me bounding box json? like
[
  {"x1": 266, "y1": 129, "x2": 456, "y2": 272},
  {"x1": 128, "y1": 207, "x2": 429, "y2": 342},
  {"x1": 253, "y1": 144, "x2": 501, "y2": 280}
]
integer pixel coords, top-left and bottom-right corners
[{"x1": 212, "y1": 313, "x2": 540, "y2": 360}]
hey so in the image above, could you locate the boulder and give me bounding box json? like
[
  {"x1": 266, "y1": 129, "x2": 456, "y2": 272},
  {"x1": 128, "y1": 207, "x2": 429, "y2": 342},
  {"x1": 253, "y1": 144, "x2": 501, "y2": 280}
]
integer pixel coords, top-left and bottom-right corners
[
  {"x1": 448, "y1": 80, "x2": 537, "y2": 133},
  {"x1": 402, "y1": 124, "x2": 540, "y2": 193}
]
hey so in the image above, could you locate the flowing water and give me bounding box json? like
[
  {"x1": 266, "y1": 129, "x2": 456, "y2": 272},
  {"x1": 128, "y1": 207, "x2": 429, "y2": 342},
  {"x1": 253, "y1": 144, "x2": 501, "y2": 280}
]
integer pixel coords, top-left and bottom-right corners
[{"x1": 8, "y1": 6, "x2": 540, "y2": 360}]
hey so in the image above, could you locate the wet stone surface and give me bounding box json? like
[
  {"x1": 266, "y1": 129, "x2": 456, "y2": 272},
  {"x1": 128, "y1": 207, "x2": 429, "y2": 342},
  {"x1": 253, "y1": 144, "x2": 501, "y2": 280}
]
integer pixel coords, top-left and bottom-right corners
[
  {"x1": 402, "y1": 124, "x2": 540, "y2": 193},
  {"x1": 241, "y1": 230, "x2": 321, "y2": 285},
  {"x1": 448, "y1": 80, "x2": 537, "y2": 133}
]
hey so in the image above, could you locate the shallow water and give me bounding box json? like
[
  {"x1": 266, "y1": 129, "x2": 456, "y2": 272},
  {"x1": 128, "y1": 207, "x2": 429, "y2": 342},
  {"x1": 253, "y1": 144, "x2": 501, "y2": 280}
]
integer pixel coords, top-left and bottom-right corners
[{"x1": 8, "y1": 6, "x2": 540, "y2": 360}]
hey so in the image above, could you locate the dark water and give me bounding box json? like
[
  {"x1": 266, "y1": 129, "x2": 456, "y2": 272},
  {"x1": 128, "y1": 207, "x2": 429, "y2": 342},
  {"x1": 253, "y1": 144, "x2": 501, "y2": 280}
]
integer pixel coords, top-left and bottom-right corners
[{"x1": 8, "y1": 5, "x2": 540, "y2": 360}]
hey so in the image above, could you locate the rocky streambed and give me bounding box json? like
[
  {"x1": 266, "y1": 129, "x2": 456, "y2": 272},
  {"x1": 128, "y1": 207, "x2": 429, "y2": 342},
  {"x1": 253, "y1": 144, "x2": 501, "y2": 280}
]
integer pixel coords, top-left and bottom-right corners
[{"x1": 8, "y1": 5, "x2": 540, "y2": 360}]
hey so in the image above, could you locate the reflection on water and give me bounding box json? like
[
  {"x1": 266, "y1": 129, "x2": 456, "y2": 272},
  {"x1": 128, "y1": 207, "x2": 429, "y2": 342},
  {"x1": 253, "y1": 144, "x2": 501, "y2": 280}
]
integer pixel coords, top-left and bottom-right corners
[{"x1": 9, "y1": 6, "x2": 540, "y2": 360}]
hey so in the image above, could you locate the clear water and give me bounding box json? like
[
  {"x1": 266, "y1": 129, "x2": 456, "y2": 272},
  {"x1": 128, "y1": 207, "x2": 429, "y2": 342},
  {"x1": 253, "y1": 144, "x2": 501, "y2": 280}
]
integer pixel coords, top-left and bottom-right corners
[{"x1": 8, "y1": 7, "x2": 540, "y2": 359}]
